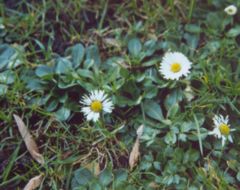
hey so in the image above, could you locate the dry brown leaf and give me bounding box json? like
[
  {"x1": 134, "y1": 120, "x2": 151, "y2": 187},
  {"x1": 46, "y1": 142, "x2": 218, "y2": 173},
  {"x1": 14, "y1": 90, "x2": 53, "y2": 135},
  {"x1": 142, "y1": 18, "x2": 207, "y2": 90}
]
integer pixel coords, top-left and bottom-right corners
[
  {"x1": 148, "y1": 182, "x2": 159, "y2": 189},
  {"x1": 23, "y1": 174, "x2": 43, "y2": 190},
  {"x1": 103, "y1": 38, "x2": 121, "y2": 48},
  {"x1": 61, "y1": 150, "x2": 73, "y2": 160},
  {"x1": 84, "y1": 161, "x2": 100, "y2": 176},
  {"x1": 129, "y1": 138, "x2": 140, "y2": 170},
  {"x1": 13, "y1": 114, "x2": 44, "y2": 165}
]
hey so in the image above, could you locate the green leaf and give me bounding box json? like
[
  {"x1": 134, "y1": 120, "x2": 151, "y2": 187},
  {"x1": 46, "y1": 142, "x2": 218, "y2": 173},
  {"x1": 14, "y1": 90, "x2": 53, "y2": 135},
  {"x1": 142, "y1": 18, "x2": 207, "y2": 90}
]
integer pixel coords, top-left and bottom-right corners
[
  {"x1": 115, "y1": 80, "x2": 141, "y2": 106},
  {"x1": 167, "y1": 103, "x2": 179, "y2": 118},
  {"x1": 206, "y1": 13, "x2": 222, "y2": 29},
  {"x1": 89, "y1": 181, "x2": 102, "y2": 190},
  {"x1": 227, "y1": 25, "x2": 240, "y2": 37},
  {"x1": 144, "y1": 86, "x2": 158, "y2": 99},
  {"x1": 58, "y1": 81, "x2": 78, "y2": 89},
  {"x1": 0, "y1": 84, "x2": 8, "y2": 95},
  {"x1": 114, "y1": 169, "x2": 128, "y2": 186},
  {"x1": 0, "y1": 70, "x2": 15, "y2": 84},
  {"x1": 206, "y1": 41, "x2": 220, "y2": 53},
  {"x1": 164, "y1": 89, "x2": 183, "y2": 110},
  {"x1": 0, "y1": 44, "x2": 18, "y2": 70},
  {"x1": 58, "y1": 93, "x2": 68, "y2": 103},
  {"x1": 0, "y1": 44, "x2": 14, "y2": 69},
  {"x1": 125, "y1": 185, "x2": 137, "y2": 190},
  {"x1": 237, "y1": 172, "x2": 240, "y2": 182},
  {"x1": 142, "y1": 59, "x2": 159, "y2": 67},
  {"x1": 77, "y1": 80, "x2": 95, "y2": 91},
  {"x1": 178, "y1": 134, "x2": 187, "y2": 142},
  {"x1": 143, "y1": 39, "x2": 157, "y2": 56},
  {"x1": 55, "y1": 58, "x2": 72, "y2": 74},
  {"x1": 185, "y1": 24, "x2": 201, "y2": 33},
  {"x1": 26, "y1": 79, "x2": 45, "y2": 91},
  {"x1": 35, "y1": 65, "x2": 54, "y2": 77},
  {"x1": 73, "y1": 168, "x2": 94, "y2": 186},
  {"x1": 183, "y1": 33, "x2": 199, "y2": 50},
  {"x1": 99, "y1": 167, "x2": 112, "y2": 186},
  {"x1": 140, "y1": 126, "x2": 159, "y2": 146},
  {"x1": 72, "y1": 43, "x2": 85, "y2": 68},
  {"x1": 128, "y1": 38, "x2": 142, "y2": 57},
  {"x1": 153, "y1": 161, "x2": 161, "y2": 170},
  {"x1": 180, "y1": 122, "x2": 194, "y2": 132},
  {"x1": 46, "y1": 100, "x2": 58, "y2": 112},
  {"x1": 76, "y1": 69, "x2": 94, "y2": 79},
  {"x1": 143, "y1": 100, "x2": 164, "y2": 121},
  {"x1": 55, "y1": 107, "x2": 70, "y2": 121},
  {"x1": 139, "y1": 161, "x2": 152, "y2": 170},
  {"x1": 183, "y1": 149, "x2": 199, "y2": 163},
  {"x1": 164, "y1": 131, "x2": 177, "y2": 144},
  {"x1": 85, "y1": 45, "x2": 101, "y2": 67}
]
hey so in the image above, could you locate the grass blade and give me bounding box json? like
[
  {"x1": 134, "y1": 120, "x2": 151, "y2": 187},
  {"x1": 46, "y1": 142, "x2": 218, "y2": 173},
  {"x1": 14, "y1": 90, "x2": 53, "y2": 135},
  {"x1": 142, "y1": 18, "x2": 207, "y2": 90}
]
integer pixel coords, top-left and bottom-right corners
[
  {"x1": 193, "y1": 113, "x2": 203, "y2": 156},
  {"x1": 2, "y1": 144, "x2": 20, "y2": 181}
]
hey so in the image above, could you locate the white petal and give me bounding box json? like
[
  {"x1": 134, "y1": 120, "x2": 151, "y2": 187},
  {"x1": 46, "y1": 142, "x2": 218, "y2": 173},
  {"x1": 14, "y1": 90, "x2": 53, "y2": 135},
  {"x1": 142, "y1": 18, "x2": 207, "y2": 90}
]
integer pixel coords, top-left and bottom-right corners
[
  {"x1": 89, "y1": 90, "x2": 97, "y2": 100},
  {"x1": 97, "y1": 90, "x2": 106, "y2": 101},
  {"x1": 208, "y1": 128, "x2": 221, "y2": 138},
  {"x1": 81, "y1": 96, "x2": 92, "y2": 105},
  {"x1": 102, "y1": 100, "x2": 113, "y2": 113},
  {"x1": 208, "y1": 131, "x2": 215, "y2": 135},
  {"x1": 215, "y1": 129, "x2": 222, "y2": 139},
  {"x1": 81, "y1": 107, "x2": 91, "y2": 115},
  {"x1": 86, "y1": 111, "x2": 95, "y2": 121},
  {"x1": 92, "y1": 112, "x2": 100, "y2": 122}
]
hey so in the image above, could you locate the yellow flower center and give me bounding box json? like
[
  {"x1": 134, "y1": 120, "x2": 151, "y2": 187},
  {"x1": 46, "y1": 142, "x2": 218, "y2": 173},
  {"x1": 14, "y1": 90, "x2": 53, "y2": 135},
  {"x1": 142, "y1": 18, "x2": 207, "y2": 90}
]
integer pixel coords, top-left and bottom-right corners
[
  {"x1": 90, "y1": 100, "x2": 102, "y2": 112},
  {"x1": 219, "y1": 123, "x2": 230, "y2": 136},
  {"x1": 171, "y1": 63, "x2": 181, "y2": 73}
]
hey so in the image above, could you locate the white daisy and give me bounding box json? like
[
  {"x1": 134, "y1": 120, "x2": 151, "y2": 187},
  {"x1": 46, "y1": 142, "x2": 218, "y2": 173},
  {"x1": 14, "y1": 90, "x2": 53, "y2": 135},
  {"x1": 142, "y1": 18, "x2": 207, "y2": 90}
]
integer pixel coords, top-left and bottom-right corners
[
  {"x1": 208, "y1": 115, "x2": 234, "y2": 147},
  {"x1": 224, "y1": 5, "x2": 237, "y2": 15},
  {"x1": 80, "y1": 90, "x2": 113, "y2": 122},
  {"x1": 159, "y1": 52, "x2": 192, "y2": 80}
]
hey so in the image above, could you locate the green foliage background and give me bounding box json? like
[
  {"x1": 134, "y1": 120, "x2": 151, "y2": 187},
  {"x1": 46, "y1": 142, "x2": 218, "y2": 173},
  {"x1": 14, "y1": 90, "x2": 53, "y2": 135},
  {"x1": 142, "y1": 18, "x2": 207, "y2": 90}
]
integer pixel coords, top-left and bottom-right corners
[{"x1": 0, "y1": 0, "x2": 240, "y2": 189}]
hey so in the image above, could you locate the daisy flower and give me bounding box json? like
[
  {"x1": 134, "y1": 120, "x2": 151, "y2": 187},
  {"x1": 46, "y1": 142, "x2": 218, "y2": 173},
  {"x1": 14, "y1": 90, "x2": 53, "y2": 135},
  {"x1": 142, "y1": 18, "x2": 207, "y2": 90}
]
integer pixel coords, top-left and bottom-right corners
[
  {"x1": 208, "y1": 115, "x2": 234, "y2": 147},
  {"x1": 80, "y1": 90, "x2": 113, "y2": 122},
  {"x1": 159, "y1": 52, "x2": 192, "y2": 80},
  {"x1": 224, "y1": 5, "x2": 237, "y2": 15}
]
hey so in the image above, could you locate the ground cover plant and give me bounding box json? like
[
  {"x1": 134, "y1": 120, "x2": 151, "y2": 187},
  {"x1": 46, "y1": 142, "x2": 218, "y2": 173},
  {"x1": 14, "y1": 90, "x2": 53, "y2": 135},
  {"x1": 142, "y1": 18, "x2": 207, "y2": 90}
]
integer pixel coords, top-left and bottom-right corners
[{"x1": 0, "y1": 0, "x2": 240, "y2": 189}]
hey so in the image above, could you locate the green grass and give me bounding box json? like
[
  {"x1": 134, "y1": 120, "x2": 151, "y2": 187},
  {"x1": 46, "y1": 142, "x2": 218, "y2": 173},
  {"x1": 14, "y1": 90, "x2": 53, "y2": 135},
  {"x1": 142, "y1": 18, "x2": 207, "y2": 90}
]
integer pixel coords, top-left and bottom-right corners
[{"x1": 1, "y1": 0, "x2": 240, "y2": 189}]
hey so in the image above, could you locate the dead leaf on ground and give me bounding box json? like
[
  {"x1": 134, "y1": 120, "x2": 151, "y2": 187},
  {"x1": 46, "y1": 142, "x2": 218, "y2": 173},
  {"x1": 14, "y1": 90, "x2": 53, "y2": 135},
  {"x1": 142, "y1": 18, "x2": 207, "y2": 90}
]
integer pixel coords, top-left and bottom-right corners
[
  {"x1": 129, "y1": 138, "x2": 140, "y2": 170},
  {"x1": 103, "y1": 38, "x2": 121, "y2": 48},
  {"x1": 84, "y1": 161, "x2": 100, "y2": 176},
  {"x1": 13, "y1": 114, "x2": 44, "y2": 165},
  {"x1": 23, "y1": 174, "x2": 43, "y2": 190},
  {"x1": 149, "y1": 182, "x2": 160, "y2": 189},
  {"x1": 61, "y1": 150, "x2": 73, "y2": 160}
]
